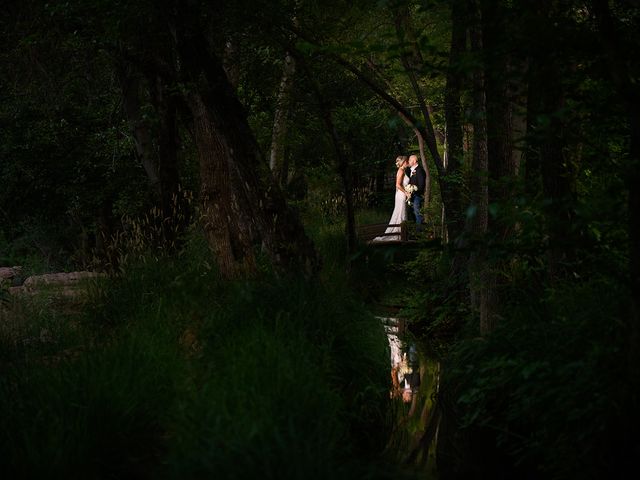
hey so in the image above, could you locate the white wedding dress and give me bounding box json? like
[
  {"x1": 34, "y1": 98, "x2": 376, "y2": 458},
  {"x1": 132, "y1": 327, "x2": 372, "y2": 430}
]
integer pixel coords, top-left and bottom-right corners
[{"x1": 372, "y1": 174, "x2": 409, "y2": 242}]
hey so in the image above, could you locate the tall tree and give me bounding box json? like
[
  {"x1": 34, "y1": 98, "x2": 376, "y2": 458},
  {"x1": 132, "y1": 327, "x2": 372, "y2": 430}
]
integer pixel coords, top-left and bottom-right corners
[
  {"x1": 466, "y1": 0, "x2": 489, "y2": 317},
  {"x1": 592, "y1": 0, "x2": 640, "y2": 392},
  {"x1": 269, "y1": 51, "x2": 296, "y2": 187},
  {"x1": 169, "y1": 7, "x2": 320, "y2": 278},
  {"x1": 117, "y1": 55, "x2": 188, "y2": 248},
  {"x1": 443, "y1": 0, "x2": 468, "y2": 243},
  {"x1": 524, "y1": 0, "x2": 576, "y2": 279},
  {"x1": 479, "y1": 0, "x2": 516, "y2": 333}
]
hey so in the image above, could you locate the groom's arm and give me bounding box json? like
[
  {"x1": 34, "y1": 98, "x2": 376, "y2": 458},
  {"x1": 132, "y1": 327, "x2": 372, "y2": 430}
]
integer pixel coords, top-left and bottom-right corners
[{"x1": 416, "y1": 169, "x2": 426, "y2": 193}]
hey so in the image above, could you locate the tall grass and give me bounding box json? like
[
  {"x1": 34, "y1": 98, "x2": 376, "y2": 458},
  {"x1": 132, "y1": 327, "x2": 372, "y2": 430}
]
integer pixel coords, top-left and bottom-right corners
[{"x1": 0, "y1": 231, "x2": 402, "y2": 478}]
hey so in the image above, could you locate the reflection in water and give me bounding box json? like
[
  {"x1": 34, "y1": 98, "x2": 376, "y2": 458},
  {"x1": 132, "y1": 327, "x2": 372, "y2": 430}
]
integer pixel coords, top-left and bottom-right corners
[
  {"x1": 380, "y1": 317, "x2": 420, "y2": 403},
  {"x1": 379, "y1": 316, "x2": 441, "y2": 472}
]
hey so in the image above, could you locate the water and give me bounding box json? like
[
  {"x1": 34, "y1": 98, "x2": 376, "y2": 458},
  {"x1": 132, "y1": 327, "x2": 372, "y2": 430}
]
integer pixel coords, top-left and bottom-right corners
[{"x1": 378, "y1": 316, "x2": 440, "y2": 474}]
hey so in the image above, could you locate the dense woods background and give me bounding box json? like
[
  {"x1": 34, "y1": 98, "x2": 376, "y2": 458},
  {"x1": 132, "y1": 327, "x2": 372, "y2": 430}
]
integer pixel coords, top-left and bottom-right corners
[{"x1": 1, "y1": 0, "x2": 639, "y2": 478}]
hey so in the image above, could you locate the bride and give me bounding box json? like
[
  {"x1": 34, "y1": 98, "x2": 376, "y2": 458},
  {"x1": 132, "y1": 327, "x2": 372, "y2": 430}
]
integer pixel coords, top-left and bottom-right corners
[{"x1": 372, "y1": 155, "x2": 409, "y2": 242}]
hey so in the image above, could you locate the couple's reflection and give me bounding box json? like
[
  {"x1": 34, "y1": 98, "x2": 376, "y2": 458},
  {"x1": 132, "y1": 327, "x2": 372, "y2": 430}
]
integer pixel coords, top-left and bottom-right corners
[{"x1": 385, "y1": 317, "x2": 420, "y2": 404}]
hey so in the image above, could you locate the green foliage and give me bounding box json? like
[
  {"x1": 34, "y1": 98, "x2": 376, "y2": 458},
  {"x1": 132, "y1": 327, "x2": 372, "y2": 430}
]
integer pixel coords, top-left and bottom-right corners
[
  {"x1": 0, "y1": 234, "x2": 399, "y2": 478},
  {"x1": 444, "y1": 272, "x2": 635, "y2": 479},
  {"x1": 0, "y1": 295, "x2": 84, "y2": 365},
  {"x1": 392, "y1": 243, "x2": 467, "y2": 357},
  {"x1": 0, "y1": 3, "x2": 153, "y2": 270},
  {"x1": 0, "y1": 317, "x2": 182, "y2": 478},
  {"x1": 2, "y1": 1, "x2": 638, "y2": 477},
  {"x1": 167, "y1": 279, "x2": 391, "y2": 478}
]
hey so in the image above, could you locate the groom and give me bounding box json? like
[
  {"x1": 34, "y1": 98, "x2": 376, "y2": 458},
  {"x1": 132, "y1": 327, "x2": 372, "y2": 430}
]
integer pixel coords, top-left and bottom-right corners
[{"x1": 406, "y1": 154, "x2": 426, "y2": 228}]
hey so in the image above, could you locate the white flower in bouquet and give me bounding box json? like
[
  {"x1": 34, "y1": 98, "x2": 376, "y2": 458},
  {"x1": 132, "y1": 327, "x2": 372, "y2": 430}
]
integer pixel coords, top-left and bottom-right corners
[
  {"x1": 404, "y1": 184, "x2": 418, "y2": 205},
  {"x1": 398, "y1": 353, "x2": 412, "y2": 376}
]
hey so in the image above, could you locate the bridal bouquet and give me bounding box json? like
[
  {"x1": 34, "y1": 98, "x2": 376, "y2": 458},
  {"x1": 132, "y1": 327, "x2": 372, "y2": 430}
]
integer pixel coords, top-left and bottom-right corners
[{"x1": 404, "y1": 184, "x2": 418, "y2": 205}]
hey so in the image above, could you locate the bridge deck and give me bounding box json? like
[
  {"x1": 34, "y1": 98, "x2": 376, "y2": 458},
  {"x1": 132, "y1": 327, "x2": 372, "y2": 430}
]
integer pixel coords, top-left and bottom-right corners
[{"x1": 357, "y1": 222, "x2": 415, "y2": 244}]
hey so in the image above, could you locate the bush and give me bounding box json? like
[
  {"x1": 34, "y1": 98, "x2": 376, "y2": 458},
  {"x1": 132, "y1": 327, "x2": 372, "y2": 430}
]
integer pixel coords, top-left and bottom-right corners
[{"x1": 443, "y1": 273, "x2": 636, "y2": 479}]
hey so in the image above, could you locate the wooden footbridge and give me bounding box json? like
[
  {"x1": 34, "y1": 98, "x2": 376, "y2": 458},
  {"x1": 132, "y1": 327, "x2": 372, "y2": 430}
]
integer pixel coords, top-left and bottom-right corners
[{"x1": 356, "y1": 222, "x2": 412, "y2": 245}]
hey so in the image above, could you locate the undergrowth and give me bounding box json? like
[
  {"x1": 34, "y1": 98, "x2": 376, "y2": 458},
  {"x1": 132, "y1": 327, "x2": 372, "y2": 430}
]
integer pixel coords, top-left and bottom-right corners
[
  {"x1": 0, "y1": 232, "x2": 406, "y2": 479},
  {"x1": 442, "y1": 272, "x2": 636, "y2": 479}
]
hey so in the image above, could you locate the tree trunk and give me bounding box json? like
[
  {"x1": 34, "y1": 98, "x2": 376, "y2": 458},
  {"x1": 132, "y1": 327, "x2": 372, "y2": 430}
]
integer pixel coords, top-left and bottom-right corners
[
  {"x1": 187, "y1": 91, "x2": 257, "y2": 277},
  {"x1": 592, "y1": 0, "x2": 640, "y2": 398},
  {"x1": 118, "y1": 57, "x2": 188, "y2": 249},
  {"x1": 526, "y1": 18, "x2": 574, "y2": 279},
  {"x1": 629, "y1": 102, "x2": 640, "y2": 365},
  {"x1": 148, "y1": 73, "x2": 189, "y2": 248},
  {"x1": 117, "y1": 60, "x2": 160, "y2": 193},
  {"x1": 467, "y1": 0, "x2": 489, "y2": 315},
  {"x1": 443, "y1": 0, "x2": 468, "y2": 244},
  {"x1": 416, "y1": 129, "x2": 432, "y2": 207},
  {"x1": 223, "y1": 39, "x2": 240, "y2": 90},
  {"x1": 269, "y1": 51, "x2": 296, "y2": 186},
  {"x1": 480, "y1": 0, "x2": 516, "y2": 334},
  {"x1": 522, "y1": 55, "x2": 566, "y2": 208},
  {"x1": 397, "y1": 110, "x2": 432, "y2": 208},
  {"x1": 175, "y1": 27, "x2": 319, "y2": 279},
  {"x1": 393, "y1": 6, "x2": 446, "y2": 148},
  {"x1": 367, "y1": 60, "x2": 433, "y2": 209}
]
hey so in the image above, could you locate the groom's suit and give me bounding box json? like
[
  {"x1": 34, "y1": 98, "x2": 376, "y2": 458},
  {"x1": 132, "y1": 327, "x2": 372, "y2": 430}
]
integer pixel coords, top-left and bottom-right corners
[
  {"x1": 406, "y1": 165, "x2": 426, "y2": 197},
  {"x1": 405, "y1": 165, "x2": 426, "y2": 226}
]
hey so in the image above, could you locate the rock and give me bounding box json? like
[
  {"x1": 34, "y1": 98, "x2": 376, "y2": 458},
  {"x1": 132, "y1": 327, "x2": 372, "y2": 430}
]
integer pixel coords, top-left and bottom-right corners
[
  {"x1": 8, "y1": 286, "x2": 26, "y2": 295},
  {"x1": 0, "y1": 267, "x2": 25, "y2": 287},
  {"x1": 22, "y1": 271, "x2": 106, "y2": 290},
  {"x1": 0, "y1": 266, "x2": 21, "y2": 280},
  {"x1": 6, "y1": 271, "x2": 106, "y2": 302}
]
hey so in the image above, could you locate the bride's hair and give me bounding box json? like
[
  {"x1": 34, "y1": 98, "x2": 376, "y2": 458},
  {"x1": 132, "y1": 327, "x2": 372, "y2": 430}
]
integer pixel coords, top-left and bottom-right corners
[{"x1": 395, "y1": 155, "x2": 409, "y2": 168}]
